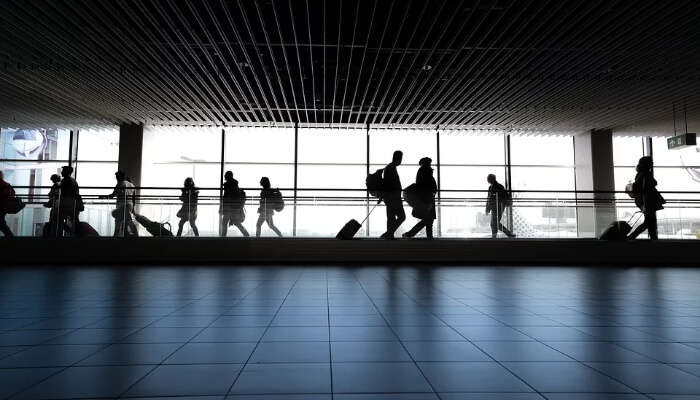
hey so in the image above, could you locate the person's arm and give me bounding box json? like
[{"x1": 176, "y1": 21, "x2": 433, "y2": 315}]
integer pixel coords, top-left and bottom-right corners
[
  {"x1": 100, "y1": 186, "x2": 118, "y2": 200},
  {"x1": 485, "y1": 188, "x2": 491, "y2": 213}
]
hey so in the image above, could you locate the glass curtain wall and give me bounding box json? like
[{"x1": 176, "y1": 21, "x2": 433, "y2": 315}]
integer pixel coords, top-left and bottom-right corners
[
  {"x1": 369, "y1": 128, "x2": 437, "y2": 237},
  {"x1": 296, "y1": 127, "x2": 366, "y2": 237},
  {"x1": 224, "y1": 127, "x2": 294, "y2": 237},
  {"x1": 650, "y1": 136, "x2": 700, "y2": 238},
  {"x1": 141, "y1": 126, "x2": 222, "y2": 236},
  {"x1": 439, "y1": 130, "x2": 506, "y2": 238},
  {"x1": 509, "y1": 134, "x2": 576, "y2": 237},
  {"x1": 612, "y1": 135, "x2": 646, "y2": 230},
  {"x1": 0, "y1": 127, "x2": 71, "y2": 236}
]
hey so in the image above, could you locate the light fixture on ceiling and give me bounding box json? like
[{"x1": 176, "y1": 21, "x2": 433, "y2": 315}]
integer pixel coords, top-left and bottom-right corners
[{"x1": 421, "y1": 65, "x2": 432, "y2": 71}]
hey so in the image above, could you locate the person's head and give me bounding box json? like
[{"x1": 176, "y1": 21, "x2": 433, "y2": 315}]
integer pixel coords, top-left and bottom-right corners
[
  {"x1": 224, "y1": 171, "x2": 233, "y2": 182},
  {"x1": 487, "y1": 174, "x2": 497, "y2": 184},
  {"x1": 260, "y1": 177, "x2": 271, "y2": 188},
  {"x1": 61, "y1": 165, "x2": 73, "y2": 178},
  {"x1": 184, "y1": 177, "x2": 194, "y2": 188},
  {"x1": 115, "y1": 170, "x2": 126, "y2": 182},
  {"x1": 637, "y1": 156, "x2": 653, "y2": 173},
  {"x1": 50, "y1": 174, "x2": 61, "y2": 184},
  {"x1": 419, "y1": 157, "x2": 432, "y2": 168},
  {"x1": 392, "y1": 150, "x2": 403, "y2": 165}
]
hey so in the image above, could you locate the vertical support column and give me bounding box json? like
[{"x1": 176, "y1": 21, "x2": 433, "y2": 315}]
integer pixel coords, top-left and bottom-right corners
[
  {"x1": 219, "y1": 128, "x2": 225, "y2": 237},
  {"x1": 118, "y1": 123, "x2": 144, "y2": 210},
  {"x1": 574, "y1": 129, "x2": 615, "y2": 237},
  {"x1": 366, "y1": 122, "x2": 371, "y2": 237},
  {"x1": 504, "y1": 133, "x2": 513, "y2": 231},
  {"x1": 644, "y1": 136, "x2": 654, "y2": 176},
  {"x1": 293, "y1": 122, "x2": 298, "y2": 237},
  {"x1": 435, "y1": 127, "x2": 442, "y2": 237}
]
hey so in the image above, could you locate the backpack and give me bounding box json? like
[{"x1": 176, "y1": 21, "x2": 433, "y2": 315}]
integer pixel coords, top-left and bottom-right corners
[
  {"x1": 501, "y1": 188, "x2": 513, "y2": 207},
  {"x1": 366, "y1": 169, "x2": 384, "y2": 198},
  {"x1": 269, "y1": 189, "x2": 284, "y2": 212}
]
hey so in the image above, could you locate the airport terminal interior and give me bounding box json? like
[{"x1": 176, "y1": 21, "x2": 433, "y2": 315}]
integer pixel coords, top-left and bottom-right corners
[{"x1": 1, "y1": 0, "x2": 700, "y2": 398}]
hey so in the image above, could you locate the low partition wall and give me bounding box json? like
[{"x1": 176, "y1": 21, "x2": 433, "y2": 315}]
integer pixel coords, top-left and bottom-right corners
[{"x1": 0, "y1": 238, "x2": 698, "y2": 266}]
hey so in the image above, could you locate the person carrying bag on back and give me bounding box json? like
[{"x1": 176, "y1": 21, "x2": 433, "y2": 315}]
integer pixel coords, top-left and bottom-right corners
[
  {"x1": 255, "y1": 177, "x2": 283, "y2": 237},
  {"x1": 220, "y1": 171, "x2": 249, "y2": 237},
  {"x1": 628, "y1": 156, "x2": 665, "y2": 240},
  {"x1": 403, "y1": 157, "x2": 437, "y2": 239},
  {"x1": 486, "y1": 174, "x2": 516, "y2": 238},
  {"x1": 380, "y1": 150, "x2": 406, "y2": 239}
]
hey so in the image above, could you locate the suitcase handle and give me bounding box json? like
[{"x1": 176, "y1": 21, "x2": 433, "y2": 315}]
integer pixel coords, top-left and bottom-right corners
[{"x1": 359, "y1": 200, "x2": 382, "y2": 226}]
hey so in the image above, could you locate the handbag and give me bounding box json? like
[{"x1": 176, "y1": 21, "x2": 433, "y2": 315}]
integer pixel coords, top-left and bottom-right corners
[{"x1": 5, "y1": 196, "x2": 25, "y2": 214}]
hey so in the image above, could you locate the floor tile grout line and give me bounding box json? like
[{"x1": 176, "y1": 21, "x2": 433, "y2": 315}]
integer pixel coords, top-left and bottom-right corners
[
  {"x1": 326, "y1": 270, "x2": 334, "y2": 400},
  {"x1": 352, "y1": 271, "x2": 443, "y2": 400},
  {"x1": 5, "y1": 297, "x2": 211, "y2": 400},
  {"x1": 399, "y1": 271, "x2": 653, "y2": 399},
  {"x1": 223, "y1": 269, "x2": 305, "y2": 397},
  {"x1": 113, "y1": 282, "x2": 264, "y2": 399}
]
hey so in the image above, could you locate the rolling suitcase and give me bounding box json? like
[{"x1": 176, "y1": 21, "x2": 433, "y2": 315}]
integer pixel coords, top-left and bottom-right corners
[
  {"x1": 336, "y1": 201, "x2": 380, "y2": 239},
  {"x1": 75, "y1": 221, "x2": 99, "y2": 237},
  {"x1": 599, "y1": 212, "x2": 642, "y2": 240}
]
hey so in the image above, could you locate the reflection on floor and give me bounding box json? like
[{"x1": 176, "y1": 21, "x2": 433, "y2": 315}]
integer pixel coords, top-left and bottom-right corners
[{"x1": 1, "y1": 266, "x2": 700, "y2": 399}]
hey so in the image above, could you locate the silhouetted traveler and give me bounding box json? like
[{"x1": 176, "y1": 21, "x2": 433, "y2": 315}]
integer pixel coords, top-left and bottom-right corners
[
  {"x1": 381, "y1": 150, "x2": 406, "y2": 239},
  {"x1": 255, "y1": 177, "x2": 282, "y2": 237},
  {"x1": 42, "y1": 174, "x2": 61, "y2": 237},
  {"x1": 0, "y1": 171, "x2": 15, "y2": 237},
  {"x1": 100, "y1": 171, "x2": 137, "y2": 237},
  {"x1": 220, "y1": 171, "x2": 249, "y2": 237},
  {"x1": 176, "y1": 177, "x2": 199, "y2": 237},
  {"x1": 58, "y1": 166, "x2": 82, "y2": 236},
  {"x1": 403, "y1": 157, "x2": 437, "y2": 239},
  {"x1": 628, "y1": 156, "x2": 665, "y2": 240},
  {"x1": 486, "y1": 174, "x2": 515, "y2": 238}
]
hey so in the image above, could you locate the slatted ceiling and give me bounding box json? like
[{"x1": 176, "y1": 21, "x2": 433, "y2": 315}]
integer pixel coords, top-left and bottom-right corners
[{"x1": 0, "y1": 1, "x2": 699, "y2": 130}]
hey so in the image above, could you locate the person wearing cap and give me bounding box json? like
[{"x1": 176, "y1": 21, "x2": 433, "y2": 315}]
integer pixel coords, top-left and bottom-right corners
[
  {"x1": 100, "y1": 170, "x2": 137, "y2": 236},
  {"x1": 403, "y1": 157, "x2": 438, "y2": 239}
]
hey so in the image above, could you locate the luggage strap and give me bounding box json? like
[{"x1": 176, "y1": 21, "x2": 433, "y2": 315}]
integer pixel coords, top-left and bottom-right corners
[{"x1": 359, "y1": 200, "x2": 382, "y2": 226}]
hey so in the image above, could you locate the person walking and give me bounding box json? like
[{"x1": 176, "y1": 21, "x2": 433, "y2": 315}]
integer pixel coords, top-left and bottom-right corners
[
  {"x1": 403, "y1": 157, "x2": 437, "y2": 239},
  {"x1": 220, "y1": 171, "x2": 249, "y2": 237},
  {"x1": 58, "y1": 165, "x2": 82, "y2": 236},
  {"x1": 0, "y1": 171, "x2": 16, "y2": 237},
  {"x1": 176, "y1": 177, "x2": 199, "y2": 237},
  {"x1": 380, "y1": 150, "x2": 406, "y2": 239},
  {"x1": 255, "y1": 177, "x2": 282, "y2": 237},
  {"x1": 42, "y1": 174, "x2": 61, "y2": 237},
  {"x1": 628, "y1": 156, "x2": 665, "y2": 240},
  {"x1": 486, "y1": 174, "x2": 516, "y2": 238},
  {"x1": 101, "y1": 171, "x2": 137, "y2": 237}
]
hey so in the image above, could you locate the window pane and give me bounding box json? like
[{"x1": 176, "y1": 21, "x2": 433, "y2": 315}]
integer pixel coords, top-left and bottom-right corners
[
  {"x1": 226, "y1": 127, "x2": 294, "y2": 163},
  {"x1": 510, "y1": 135, "x2": 574, "y2": 166},
  {"x1": 369, "y1": 128, "x2": 436, "y2": 188},
  {"x1": 613, "y1": 136, "x2": 645, "y2": 167},
  {"x1": 440, "y1": 131, "x2": 504, "y2": 165},
  {"x1": 74, "y1": 162, "x2": 119, "y2": 196},
  {"x1": 77, "y1": 128, "x2": 119, "y2": 161},
  {"x1": 652, "y1": 136, "x2": 699, "y2": 167},
  {"x1": 1, "y1": 128, "x2": 70, "y2": 161}
]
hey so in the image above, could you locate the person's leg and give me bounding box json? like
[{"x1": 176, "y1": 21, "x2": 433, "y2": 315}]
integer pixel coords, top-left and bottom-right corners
[
  {"x1": 190, "y1": 218, "x2": 199, "y2": 237},
  {"x1": 0, "y1": 214, "x2": 13, "y2": 237},
  {"x1": 266, "y1": 215, "x2": 282, "y2": 237},
  {"x1": 497, "y1": 206, "x2": 515, "y2": 237},
  {"x1": 234, "y1": 222, "x2": 250, "y2": 237},
  {"x1": 647, "y1": 211, "x2": 658, "y2": 240},
  {"x1": 490, "y1": 211, "x2": 498, "y2": 238},
  {"x1": 220, "y1": 215, "x2": 229, "y2": 237},
  {"x1": 177, "y1": 219, "x2": 185, "y2": 236},
  {"x1": 255, "y1": 214, "x2": 264, "y2": 237},
  {"x1": 383, "y1": 198, "x2": 395, "y2": 236},
  {"x1": 384, "y1": 195, "x2": 405, "y2": 236},
  {"x1": 425, "y1": 220, "x2": 433, "y2": 239}
]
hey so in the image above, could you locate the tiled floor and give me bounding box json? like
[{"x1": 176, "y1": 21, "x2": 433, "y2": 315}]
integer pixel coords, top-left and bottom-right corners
[{"x1": 0, "y1": 266, "x2": 699, "y2": 399}]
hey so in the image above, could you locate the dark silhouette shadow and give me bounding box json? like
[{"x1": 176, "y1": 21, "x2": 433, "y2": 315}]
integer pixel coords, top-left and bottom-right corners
[
  {"x1": 380, "y1": 150, "x2": 405, "y2": 239},
  {"x1": 628, "y1": 156, "x2": 665, "y2": 240},
  {"x1": 176, "y1": 177, "x2": 199, "y2": 237},
  {"x1": 403, "y1": 157, "x2": 437, "y2": 239},
  {"x1": 0, "y1": 170, "x2": 17, "y2": 237},
  {"x1": 100, "y1": 170, "x2": 138, "y2": 237},
  {"x1": 42, "y1": 174, "x2": 61, "y2": 237},
  {"x1": 220, "y1": 171, "x2": 249, "y2": 237},
  {"x1": 255, "y1": 177, "x2": 283, "y2": 237},
  {"x1": 58, "y1": 165, "x2": 83, "y2": 237},
  {"x1": 486, "y1": 174, "x2": 515, "y2": 238}
]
